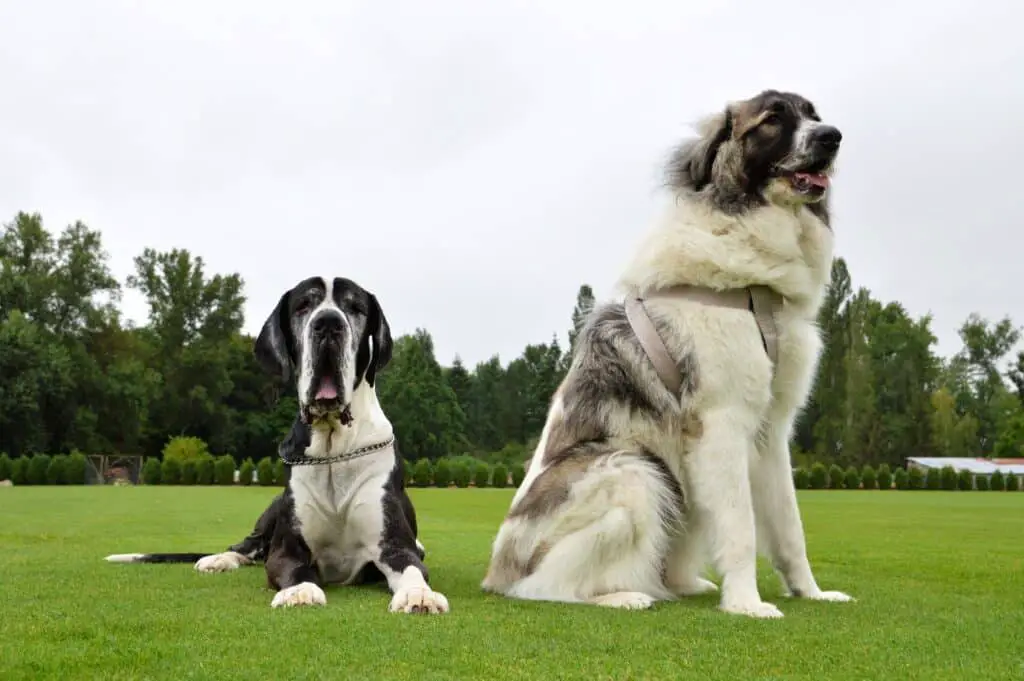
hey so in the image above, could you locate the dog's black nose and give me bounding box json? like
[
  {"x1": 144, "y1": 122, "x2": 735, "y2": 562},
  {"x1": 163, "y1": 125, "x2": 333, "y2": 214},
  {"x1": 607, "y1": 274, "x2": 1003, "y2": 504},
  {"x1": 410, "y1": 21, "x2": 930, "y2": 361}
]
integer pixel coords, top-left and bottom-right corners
[
  {"x1": 313, "y1": 311, "x2": 344, "y2": 337},
  {"x1": 811, "y1": 125, "x2": 842, "y2": 150}
]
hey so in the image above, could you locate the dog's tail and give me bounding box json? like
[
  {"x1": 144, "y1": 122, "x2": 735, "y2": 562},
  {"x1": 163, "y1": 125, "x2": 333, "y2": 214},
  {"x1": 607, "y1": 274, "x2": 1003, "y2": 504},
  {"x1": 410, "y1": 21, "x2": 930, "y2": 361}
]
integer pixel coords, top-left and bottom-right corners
[{"x1": 104, "y1": 552, "x2": 211, "y2": 564}]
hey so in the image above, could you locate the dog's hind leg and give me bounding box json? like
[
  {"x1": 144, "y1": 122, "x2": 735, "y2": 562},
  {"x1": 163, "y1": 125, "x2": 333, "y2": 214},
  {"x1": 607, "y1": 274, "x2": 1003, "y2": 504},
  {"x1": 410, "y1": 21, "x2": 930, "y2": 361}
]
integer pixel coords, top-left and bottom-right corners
[
  {"x1": 486, "y1": 452, "x2": 678, "y2": 609},
  {"x1": 195, "y1": 492, "x2": 286, "y2": 573}
]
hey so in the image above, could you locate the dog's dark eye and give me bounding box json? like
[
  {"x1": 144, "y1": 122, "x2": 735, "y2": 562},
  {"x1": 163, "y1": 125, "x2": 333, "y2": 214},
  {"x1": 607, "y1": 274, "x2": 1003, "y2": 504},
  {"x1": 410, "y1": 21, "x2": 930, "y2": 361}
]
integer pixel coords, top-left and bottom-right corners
[
  {"x1": 294, "y1": 299, "x2": 312, "y2": 315},
  {"x1": 762, "y1": 112, "x2": 780, "y2": 125}
]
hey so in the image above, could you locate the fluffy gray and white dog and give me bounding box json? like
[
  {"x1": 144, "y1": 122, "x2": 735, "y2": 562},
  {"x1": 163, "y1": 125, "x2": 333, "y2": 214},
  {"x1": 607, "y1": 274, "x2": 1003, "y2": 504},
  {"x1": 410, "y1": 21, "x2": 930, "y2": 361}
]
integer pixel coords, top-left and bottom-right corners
[{"x1": 481, "y1": 89, "x2": 853, "y2": 618}]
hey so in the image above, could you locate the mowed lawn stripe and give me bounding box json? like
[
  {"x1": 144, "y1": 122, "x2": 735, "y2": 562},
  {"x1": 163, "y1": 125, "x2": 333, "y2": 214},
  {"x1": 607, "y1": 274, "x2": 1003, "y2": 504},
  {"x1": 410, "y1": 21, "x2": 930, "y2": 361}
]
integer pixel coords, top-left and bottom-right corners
[{"x1": 0, "y1": 487, "x2": 1021, "y2": 681}]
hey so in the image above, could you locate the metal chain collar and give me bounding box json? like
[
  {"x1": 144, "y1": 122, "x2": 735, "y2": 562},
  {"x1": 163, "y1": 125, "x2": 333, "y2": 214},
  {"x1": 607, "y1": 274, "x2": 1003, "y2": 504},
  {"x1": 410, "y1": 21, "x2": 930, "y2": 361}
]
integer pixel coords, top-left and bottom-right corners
[{"x1": 280, "y1": 436, "x2": 395, "y2": 466}]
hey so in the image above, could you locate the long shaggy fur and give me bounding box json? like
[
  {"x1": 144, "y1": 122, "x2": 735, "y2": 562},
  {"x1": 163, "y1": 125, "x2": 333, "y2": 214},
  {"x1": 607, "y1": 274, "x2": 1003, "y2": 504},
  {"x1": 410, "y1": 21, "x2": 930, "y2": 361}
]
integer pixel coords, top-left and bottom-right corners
[{"x1": 481, "y1": 90, "x2": 854, "y2": 617}]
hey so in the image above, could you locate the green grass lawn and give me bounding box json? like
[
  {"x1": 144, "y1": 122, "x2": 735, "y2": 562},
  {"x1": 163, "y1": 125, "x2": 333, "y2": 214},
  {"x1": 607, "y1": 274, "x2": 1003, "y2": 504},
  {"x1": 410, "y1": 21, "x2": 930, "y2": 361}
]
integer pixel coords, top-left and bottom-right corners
[{"x1": 0, "y1": 487, "x2": 1021, "y2": 681}]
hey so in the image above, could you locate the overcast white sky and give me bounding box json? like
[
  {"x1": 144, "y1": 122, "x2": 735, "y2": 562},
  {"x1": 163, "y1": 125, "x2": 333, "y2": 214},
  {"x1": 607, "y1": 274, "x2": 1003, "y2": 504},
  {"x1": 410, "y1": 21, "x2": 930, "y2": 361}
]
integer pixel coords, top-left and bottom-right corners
[{"x1": 1, "y1": 0, "x2": 1021, "y2": 367}]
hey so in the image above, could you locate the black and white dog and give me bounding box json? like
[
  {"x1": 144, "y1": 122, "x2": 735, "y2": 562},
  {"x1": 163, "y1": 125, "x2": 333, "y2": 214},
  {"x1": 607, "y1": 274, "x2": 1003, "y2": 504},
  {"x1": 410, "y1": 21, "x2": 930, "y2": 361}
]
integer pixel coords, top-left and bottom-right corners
[{"x1": 105, "y1": 276, "x2": 449, "y2": 614}]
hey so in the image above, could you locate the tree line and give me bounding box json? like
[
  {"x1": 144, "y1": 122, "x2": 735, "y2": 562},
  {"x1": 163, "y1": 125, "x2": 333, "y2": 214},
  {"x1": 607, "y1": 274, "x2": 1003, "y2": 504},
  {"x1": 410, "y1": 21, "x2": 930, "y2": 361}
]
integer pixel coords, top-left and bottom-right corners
[{"x1": 2, "y1": 211, "x2": 1024, "y2": 470}]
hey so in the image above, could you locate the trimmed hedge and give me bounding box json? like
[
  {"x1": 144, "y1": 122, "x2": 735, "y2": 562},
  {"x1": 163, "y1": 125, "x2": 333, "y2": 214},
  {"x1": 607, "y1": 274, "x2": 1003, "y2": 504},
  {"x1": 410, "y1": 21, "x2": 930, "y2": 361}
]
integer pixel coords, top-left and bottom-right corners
[
  {"x1": 196, "y1": 455, "x2": 215, "y2": 485},
  {"x1": 896, "y1": 468, "x2": 911, "y2": 490},
  {"x1": 925, "y1": 467, "x2": 941, "y2": 490},
  {"x1": 1006, "y1": 473, "x2": 1020, "y2": 492},
  {"x1": 180, "y1": 460, "x2": 198, "y2": 485},
  {"x1": 257, "y1": 457, "x2": 275, "y2": 486},
  {"x1": 142, "y1": 458, "x2": 162, "y2": 485},
  {"x1": 843, "y1": 466, "x2": 861, "y2": 490},
  {"x1": 28, "y1": 454, "x2": 51, "y2": 485},
  {"x1": 877, "y1": 463, "x2": 893, "y2": 490},
  {"x1": 860, "y1": 465, "x2": 877, "y2": 490},
  {"x1": 975, "y1": 474, "x2": 990, "y2": 491},
  {"x1": 907, "y1": 467, "x2": 924, "y2": 490},
  {"x1": 990, "y1": 470, "x2": 1005, "y2": 491},
  {"x1": 492, "y1": 463, "x2": 509, "y2": 489},
  {"x1": 940, "y1": 465, "x2": 957, "y2": 491},
  {"x1": 412, "y1": 458, "x2": 433, "y2": 488},
  {"x1": 957, "y1": 469, "x2": 974, "y2": 491},
  {"x1": 239, "y1": 458, "x2": 256, "y2": 486},
  {"x1": 11, "y1": 457, "x2": 28, "y2": 485},
  {"x1": 794, "y1": 468, "x2": 810, "y2": 490},
  {"x1": 510, "y1": 463, "x2": 526, "y2": 488},
  {"x1": 161, "y1": 458, "x2": 181, "y2": 485},
  {"x1": 46, "y1": 454, "x2": 68, "y2": 485},
  {"x1": 452, "y1": 462, "x2": 471, "y2": 488},
  {"x1": 214, "y1": 455, "x2": 236, "y2": 486},
  {"x1": 828, "y1": 464, "x2": 844, "y2": 490},
  {"x1": 66, "y1": 452, "x2": 88, "y2": 484},
  {"x1": 473, "y1": 462, "x2": 491, "y2": 488},
  {"x1": 433, "y1": 459, "x2": 452, "y2": 488},
  {"x1": 810, "y1": 463, "x2": 828, "y2": 489}
]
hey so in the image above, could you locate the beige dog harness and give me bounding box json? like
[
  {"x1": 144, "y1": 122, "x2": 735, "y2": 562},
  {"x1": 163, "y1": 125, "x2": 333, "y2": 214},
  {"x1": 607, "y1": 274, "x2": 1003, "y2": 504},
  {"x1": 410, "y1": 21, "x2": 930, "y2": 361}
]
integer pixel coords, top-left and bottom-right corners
[{"x1": 624, "y1": 284, "x2": 782, "y2": 396}]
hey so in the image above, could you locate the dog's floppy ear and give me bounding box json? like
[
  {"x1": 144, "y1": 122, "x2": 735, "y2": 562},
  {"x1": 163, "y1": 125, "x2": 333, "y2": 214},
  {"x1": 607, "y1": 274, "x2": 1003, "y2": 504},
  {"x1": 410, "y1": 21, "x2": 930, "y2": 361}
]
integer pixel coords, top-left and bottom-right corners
[
  {"x1": 666, "y1": 108, "x2": 733, "y2": 192},
  {"x1": 253, "y1": 290, "x2": 295, "y2": 383},
  {"x1": 355, "y1": 292, "x2": 393, "y2": 388}
]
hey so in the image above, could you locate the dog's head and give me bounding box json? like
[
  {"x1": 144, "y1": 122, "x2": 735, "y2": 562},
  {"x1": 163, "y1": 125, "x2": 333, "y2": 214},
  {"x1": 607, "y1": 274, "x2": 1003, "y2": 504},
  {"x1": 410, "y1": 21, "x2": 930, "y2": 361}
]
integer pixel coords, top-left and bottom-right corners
[
  {"x1": 254, "y1": 276, "x2": 393, "y2": 427},
  {"x1": 666, "y1": 89, "x2": 841, "y2": 218}
]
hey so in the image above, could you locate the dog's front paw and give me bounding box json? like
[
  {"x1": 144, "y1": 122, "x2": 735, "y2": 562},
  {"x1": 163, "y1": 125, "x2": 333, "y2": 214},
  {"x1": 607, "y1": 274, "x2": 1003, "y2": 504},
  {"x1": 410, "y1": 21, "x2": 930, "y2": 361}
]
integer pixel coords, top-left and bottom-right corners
[
  {"x1": 720, "y1": 599, "x2": 784, "y2": 619},
  {"x1": 388, "y1": 585, "x2": 449, "y2": 615},
  {"x1": 591, "y1": 591, "x2": 657, "y2": 610},
  {"x1": 194, "y1": 552, "x2": 246, "y2": 573},
  {"x1": 671, "y1": 577, "x2": 719, "y2": 597},
  {"x1": 802, "y1": 589, "x2": 855, "y2": 603},
  {"x1": 271, "y1": 582, "x2": 327, "y2": 608}
]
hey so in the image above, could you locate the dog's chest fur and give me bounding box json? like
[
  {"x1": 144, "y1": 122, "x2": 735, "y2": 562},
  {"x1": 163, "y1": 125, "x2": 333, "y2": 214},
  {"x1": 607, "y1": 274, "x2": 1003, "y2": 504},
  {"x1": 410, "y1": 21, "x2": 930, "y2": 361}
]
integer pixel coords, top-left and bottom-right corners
[{"x1": 289, "y1": 452, "x2": 391, "y2": 584}]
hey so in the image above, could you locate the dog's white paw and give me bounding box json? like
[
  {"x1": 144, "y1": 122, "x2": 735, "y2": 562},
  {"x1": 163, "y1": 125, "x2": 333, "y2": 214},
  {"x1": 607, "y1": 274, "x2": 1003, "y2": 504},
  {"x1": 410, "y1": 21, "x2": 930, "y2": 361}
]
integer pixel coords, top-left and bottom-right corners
[
  {"x1": 591, "y1": 591, "x2": 657, "y2": 610},
  {"x1": 388, "y1": 585, "x2": 449, "y2": 615},
  {"x1": 194, "y1": 552, "x2": 245, "y2": 573},
  {"x1": 720, "y1": 600, "x2": 784, "y2": 619},
  {"x1": 271, "y1": 582, "x2": 327, "y2": 608},
  {"x1": 805, "y1": 589, "x2": 855, "y2": 603},
  {"x1": 672, "y1": 577, "x2": 719, "y2": 596}
]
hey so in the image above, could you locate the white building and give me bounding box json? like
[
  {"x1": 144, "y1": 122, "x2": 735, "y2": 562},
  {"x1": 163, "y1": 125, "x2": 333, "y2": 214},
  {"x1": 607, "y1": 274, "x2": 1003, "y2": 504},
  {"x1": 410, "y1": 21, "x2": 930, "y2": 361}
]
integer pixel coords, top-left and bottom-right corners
[{"x1": 906, "y1": 457, "x2": 1024, "y2": 481}]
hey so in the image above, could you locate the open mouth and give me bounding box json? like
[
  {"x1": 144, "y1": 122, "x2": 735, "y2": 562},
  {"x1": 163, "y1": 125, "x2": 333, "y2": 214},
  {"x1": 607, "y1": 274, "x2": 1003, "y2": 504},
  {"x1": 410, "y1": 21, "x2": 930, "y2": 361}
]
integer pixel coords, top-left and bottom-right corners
[
  {"x1": 306, "y1": 376, "x2": 353, "y2": 425},
  {"x1": 779, "y1": 160, "x2": 831, "y2": 196}
]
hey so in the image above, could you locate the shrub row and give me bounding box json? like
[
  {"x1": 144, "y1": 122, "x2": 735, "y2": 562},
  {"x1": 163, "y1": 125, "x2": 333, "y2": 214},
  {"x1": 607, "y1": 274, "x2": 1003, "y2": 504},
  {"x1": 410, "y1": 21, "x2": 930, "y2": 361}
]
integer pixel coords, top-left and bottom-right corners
[
  {"x1": 0, "y1": 452, "x2": 89, "y2": 485},
  {"x1": 402, "y1": 457, "x2": 526, "y2": 489},
  {"x1": 142, "y1": 455, "x2": 287, "y2": 487},
  {"x1": 793, "y1": 462, "x2": 1021, "y2": 491}
]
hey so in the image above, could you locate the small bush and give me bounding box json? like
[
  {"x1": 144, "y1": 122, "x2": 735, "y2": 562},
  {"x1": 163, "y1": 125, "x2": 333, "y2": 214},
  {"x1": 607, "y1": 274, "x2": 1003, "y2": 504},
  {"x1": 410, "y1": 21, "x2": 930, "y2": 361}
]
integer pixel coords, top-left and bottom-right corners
[
  {"x1": 402, "y1": 458, "x2": 413, "y2": 483},
  {"x1": 161, "y1": 458, "x2": 182, "y2": 485},
  {"x1": 66, "y1": 452, "x2": 88, "y2": 484},
  {"x1": 492, "y1": 463, "x2": 509, "y2": 489},
  {"x1": 196, "y1": 455, "x2": 215, "y2": 485},
  {"x1": 214, "y1": 455, "x2": 236, "y2": 486},
  {"x1": 990, "y1": 470, "x2": 1005, "y2": 491},
  {"x1": 793, "y1": 468, "x2": 810, "y2": 490},
  {"x1": 1006, "y1": 473, "x2": 1020, "y2": 492},
  {"x1": 412, "y1": 459, "x2": 433, "y2": 488},
  {"x1": 452, "y1": 462, "x2": 471, "y2": 488},
  {"x1": 975, "y1": 474, "x2": 990, "y2": 491},
  {"x1": 940, "y1": 465, "x2": 958, "y2": 491},
  {"x1": 180, "y1": 460, "x2": 198, "y2": 485},
  {"x1": 925, "y1": 467, "x2": 942, "y2": 490},
  {"x1": 905, "y1": 466, "x2": 921, "y2": 489},
  {"x1": 0, "y1": 453, "x2": 12, "y2": 481},
  {"x1": 28, "y1": 454, "x2": 51, "y2": 485},
  {"x1": 433, "y1": 459, "x2": 452, "y2": 488},
  {"x1": 877, "y1": 463, "x2": 893, "y2": 490},
  {"x1": 46, "y1": 454, "x2": 69, "y2": 485},
  {"x1": 11, "y1": 457, "x2": 29, "y2": 485},
  {"x1": 239, "y1": 458, "x2": 256, "y2": 486},
  {"x1": 510, "y1": 463, "x2": 526, "y2": 487},
  {"x1": 957, "y1": 469, "x2": 974, "y2": 491},
  {"x1": 898, "y1": 468, "x2": 914, "y2": 490},
  {"x1": 809, "y1": 463, "x2": 828, "y2": 489},
  {"x1": 274, "y1": 459, "x2": 287, "y2": 486},
  {"x1": 142, "y1": 458, "x2": 162, "y2": 485},
  {"x1": 859, "y1": 465, "x2": 876, "y2": 490},
  {"x1": 843, "y1": 466, "x2": 861, "y2": 490},
  {"x1": 473, "y1": 462, "x2": 491, "y2": 488},
  {"x1": 828, "y1": 464, "x2": 844, "y2": 490},
  {"x1": 162, "y1": 436, "x2": 212, "y2": 465},
  {"x1": 256, "y1": 458, "x2": 275, "y2": 486}
]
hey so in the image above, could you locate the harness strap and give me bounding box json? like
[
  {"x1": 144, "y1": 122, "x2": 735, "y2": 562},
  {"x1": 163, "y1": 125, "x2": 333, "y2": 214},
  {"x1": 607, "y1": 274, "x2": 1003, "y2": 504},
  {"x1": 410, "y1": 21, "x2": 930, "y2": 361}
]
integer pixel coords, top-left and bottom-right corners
[{"x1": 625, "y1": 284, "x2": 782, "y2": 396}]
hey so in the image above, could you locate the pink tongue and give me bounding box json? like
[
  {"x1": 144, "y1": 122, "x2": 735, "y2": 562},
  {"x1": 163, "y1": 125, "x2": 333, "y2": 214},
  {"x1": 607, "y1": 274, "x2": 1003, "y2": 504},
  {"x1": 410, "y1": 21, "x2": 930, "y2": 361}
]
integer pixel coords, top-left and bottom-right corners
[
  {"x1": 795, "y1": 172, "x2": 829, "y2": 188},
  {"x1": 314, "y1": 378, "x2": 338, "y2": 400}
]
